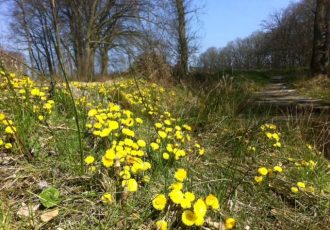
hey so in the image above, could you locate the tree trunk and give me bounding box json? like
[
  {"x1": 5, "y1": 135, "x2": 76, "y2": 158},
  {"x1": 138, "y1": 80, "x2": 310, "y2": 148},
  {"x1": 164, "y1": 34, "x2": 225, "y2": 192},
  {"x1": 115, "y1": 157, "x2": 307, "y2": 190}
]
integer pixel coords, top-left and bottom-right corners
[
  {"x1": 175, "y1": 0, "x2": 188, "y2": 80},
  {"x1": 100, "y1": 46, "x2": 109, "y2": 76},
  {"x1": 311, "y1": 0, "x2": 330, "y2": 76}
]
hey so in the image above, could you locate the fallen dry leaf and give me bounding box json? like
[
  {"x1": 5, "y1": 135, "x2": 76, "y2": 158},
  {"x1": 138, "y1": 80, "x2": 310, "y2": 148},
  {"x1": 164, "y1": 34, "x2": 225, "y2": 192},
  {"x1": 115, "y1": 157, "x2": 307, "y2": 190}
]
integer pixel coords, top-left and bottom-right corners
[
  {"x1": 17, "y1": 203, "x2": 39, "y2": 218},
  {"x1": 40, "y1": 209, "x2": 59, "y2": 222}
]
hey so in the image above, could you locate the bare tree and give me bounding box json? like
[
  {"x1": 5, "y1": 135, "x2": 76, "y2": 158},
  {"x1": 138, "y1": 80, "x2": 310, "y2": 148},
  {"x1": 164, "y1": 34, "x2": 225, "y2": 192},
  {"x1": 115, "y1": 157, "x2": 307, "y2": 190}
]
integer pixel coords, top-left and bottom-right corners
[{"x1": 311, "y1": 0, "x2": 330, "y2": 76}]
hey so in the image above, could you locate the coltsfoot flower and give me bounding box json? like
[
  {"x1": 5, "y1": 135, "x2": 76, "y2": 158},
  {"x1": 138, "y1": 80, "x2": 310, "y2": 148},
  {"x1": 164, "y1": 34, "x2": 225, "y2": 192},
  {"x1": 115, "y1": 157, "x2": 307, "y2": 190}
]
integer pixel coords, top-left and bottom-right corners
[{"x1": 152, "y1": 194, "x2": 167, "y2": 211}]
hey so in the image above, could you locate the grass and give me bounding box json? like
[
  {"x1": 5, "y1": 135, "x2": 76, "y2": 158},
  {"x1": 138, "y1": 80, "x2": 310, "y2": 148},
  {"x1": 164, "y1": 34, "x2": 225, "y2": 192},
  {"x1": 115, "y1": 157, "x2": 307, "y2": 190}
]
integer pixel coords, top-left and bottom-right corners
[
  {"x1": 295, "y1": 75, "x2": 330, "y2": 102},
  {"x1": 0, "y1": 68, "x2": 329, "y2": 229}
]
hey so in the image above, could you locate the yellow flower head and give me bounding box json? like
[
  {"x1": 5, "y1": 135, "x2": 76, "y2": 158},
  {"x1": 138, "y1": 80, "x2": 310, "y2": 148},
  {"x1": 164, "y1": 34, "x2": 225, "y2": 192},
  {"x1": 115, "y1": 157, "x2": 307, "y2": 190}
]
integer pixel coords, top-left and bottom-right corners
[
  {"x1": 152, "y1": 194, "x2": 167, "y2": 211},
  {"x1": 122, "y1": 178, "x2": 138, "y2": 192},
  {"x1": 84, "y1": 155, "x2": 95, "y2": 165},
  {"x1": 273, "y1": 165, "x2": 283, "y2": 173},
  {"x1": 137, "y1": 139, "x2": 146, "y2": 148},
  {"x1": 5, "y1": 126, "x2": 16, "y2": 134},
  {"x1": 291, "y1": 186, "x2": 299, "y2": 193},
  {"x1": 5, "y1": 143, "x2": 12, "y2": 149},
  {"x1": 181, "y1": 210, "x2": 196, "y2": 226},
  {"x1": 162, "y1": 152, "x2": 170, "y2": 160},
  {"x1": 169, "y1": 189, "x2": 184, "y2": 204},
  {"x1": 193, "y1": 199, "x2": 207, "y2": 217},
  {"x1": 254, "y1": 176, "x2": 263, "y2": 183},
  {"x1": 169, "y1": 182, "x2": 183, "y2": 191},
  {"x1": 102, "y1": 156, "x2": 114, "y2": 168},
  {"x1": 258, "y1": 167, "x2": 268, "y2": 176},
  {"x1": 158, "y1": 131, "x2": 167, "y2": 139},
  {"x1": 150, "y1": 142, "x2": 160, "y2": 151},
  {"x1": 205, "y1": 194, "x2": 219, "y2": 210},
  {"x1": 174, "y1": 168, "x2": 187, "y2": 182},
  {"x1": 297, "y1": 182, "x2": 305, "y2": 189},
  {"x1": 155, "y1": 220, "x2": 168, "y2": 230},
  {"x1": 185, "y1": 192, "x2": 196, "y2": 202},
  {"x1": 225, "y1": 217, "x2": 236, "y2": 229},
  {"x1": 101, "y1": 193, "x2": 113, "y2": 204},
  {"x1": 180, "y1": 198, "x2": 192, "y2": 209}
]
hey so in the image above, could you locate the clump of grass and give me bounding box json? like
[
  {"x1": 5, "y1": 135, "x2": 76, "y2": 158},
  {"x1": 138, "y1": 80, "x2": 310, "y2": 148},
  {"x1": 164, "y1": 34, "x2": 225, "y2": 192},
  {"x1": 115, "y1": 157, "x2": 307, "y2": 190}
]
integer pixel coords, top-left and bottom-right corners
[{"x1": 296, "y1": 75, "x2": 330, "y2": 101}]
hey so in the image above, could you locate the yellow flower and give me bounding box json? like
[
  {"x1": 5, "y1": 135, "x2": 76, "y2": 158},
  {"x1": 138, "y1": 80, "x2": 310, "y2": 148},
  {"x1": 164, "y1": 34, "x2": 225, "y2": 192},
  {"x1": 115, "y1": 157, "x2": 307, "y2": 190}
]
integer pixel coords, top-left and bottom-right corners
[
  {"x1": 225, "y1": 218, "x2": 236, "y2": 229},
  {"x1": 195, "y1": 215, "x2": 205, "y2": 226},
  {"x1": 272, "y1": 133, "x2": 280, "y2": 141},
  {"x1": 5, "y1": 126, "x2": 16, "y2": 134},
  {"x1": 254, "y1": 176, "x2": 263, "y2": 183},
  {"x1": 266, "y1": 132, "x2": 272, "y2": 139},
  {"x1": 135, "y1": 118, "x2": 143, "y2": 124},
  {"x1": 181, "y1": 210, "x2": 196, "y2": 226},
  {"x1": 162, "y1": 152, "x2": 170, "y2": 160},
  {"x1": 166, "y1": 144, "x2": 173, "y2": 152},
  {"x1": 122, "y1": 178, "x2": 138, "y2": 192},
  {"x1": 152, "y1": 194, "x2": 167, "y2": 211},
  {"x1": 150, "y1": 142, "x2": 159, "y2": 151},
  {"x1": 105, "y1": 149, "x2": 116, "y2": 160},
  {"x1": 199, "y1": 148, "x2": 205, "y2": 155},
  {"x1": 88, "y1": 166, "x2": 96, "y2": 172},
  {"x1": 182, "y1": 124, "x2": 192, "y2": 131},
  {"x1": 169, "y1": 182, "x2": 183, "y2": 190},
  {"x1": 273, "y1": 166, "x2": 283, "y2": 173},
  {"x1": 38, "y1": 115, "x2": 44, "y2": 121},
  {"x1": 193, "y1": 199, "x2": 207, "y2": 217},
  {"x1": 137, "y1": 139, "x2": 146, "y2": 147},
  {"x1": 102, "y1": 156, "x2": 114, "y2": 168},
  {"x1": 184, "y1": 192, "x2": 195, "y2": 202},
  {"x1": 308, "y1": 160, "x2": 316, "y2": 169},
  {"x1": 273, "y1": 142, "x2": 281, "y2": 148},
  {"x1": 108, "y1": 120, "x2": 119, "y2": 130},
  {"x1": 297, "y1": 182, "x2": 305, "y2": 189},
  {"x1": 100, "y1": 128, "x2": 111, "y2": 137},
  {"x1": 158, "y1": 131, "x2": 167, "y2": 139},
  {"x1": 84, "y1": 155, "x2": 95, "y2": 165},
  {"x1": 155, "y1": 123, "x2": 162, "y2": 128},
  {"x1": 291, "y1": 186, "x2": 299, "y2": 193},
  {"x1": 124, "y1": 138, "x2": 134, "y2": 146},
  {"x1": 30, "y1": 88, "x2": 41, "y2": 96},
  {"x1": 122, "y1": 128, "x2": 135, "y2": 137},
  {"x1": 5, "y1": 143, "x2": 12, "y2": 149},
  {"x1": 0, "y1": 139, "x2": 3, "y2": 145},
  {"x1": 258, "y1": 167, "x2": 268, "y2": 176},
  {"x1": 174, "y1": 168, "x2": 187, "y2": 182},
  {"x1": 164, "y1": 119, "x2": 171, "y2": 125},
  {"x1": 169, "y1": 189, "x2": 184, "y2": 204},
  {"x1": 205, "y1": 194, "x2": 219, "y2": 210},
  {"x1": 180, "y1": 198, "x2": 192, "y2": 209},
  {"x1": 101, "y1": 193, "x2": 113, "y2": 204},
  {"x1": 155, "y1": 220, "x2": 167, "y2": 230},
  {"x1": 0, "y1": 113, "x2": 5, "y2": 120}
]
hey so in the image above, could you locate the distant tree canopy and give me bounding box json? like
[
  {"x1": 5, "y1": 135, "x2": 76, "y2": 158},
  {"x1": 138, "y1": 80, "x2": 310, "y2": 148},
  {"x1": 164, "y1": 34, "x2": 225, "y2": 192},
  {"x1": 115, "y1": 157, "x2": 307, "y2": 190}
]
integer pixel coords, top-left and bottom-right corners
[
  {"x1": 7, "y1": 0, "x2": 201, "y2": 81},
  {"x1": 197, "y1": 0, "x2": 327, "y2": 75}
]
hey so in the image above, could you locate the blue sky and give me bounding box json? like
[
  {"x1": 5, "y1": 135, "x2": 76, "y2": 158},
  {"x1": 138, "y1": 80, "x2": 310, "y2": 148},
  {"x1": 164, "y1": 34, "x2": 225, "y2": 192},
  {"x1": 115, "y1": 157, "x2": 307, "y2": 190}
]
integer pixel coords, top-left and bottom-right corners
[
  {"x1": 0, "y1": 0, "x2": 300, "y2": 51},
  {"x1": 199, "y1": 0, "x2": 300, "y2": 51}
]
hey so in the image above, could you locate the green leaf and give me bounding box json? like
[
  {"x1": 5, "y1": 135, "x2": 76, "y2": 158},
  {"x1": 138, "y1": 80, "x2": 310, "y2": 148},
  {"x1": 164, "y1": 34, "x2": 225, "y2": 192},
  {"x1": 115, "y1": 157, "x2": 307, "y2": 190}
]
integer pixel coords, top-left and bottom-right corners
[{"x1": 39, "y1": 187, "x2": 61, "y2": 208}]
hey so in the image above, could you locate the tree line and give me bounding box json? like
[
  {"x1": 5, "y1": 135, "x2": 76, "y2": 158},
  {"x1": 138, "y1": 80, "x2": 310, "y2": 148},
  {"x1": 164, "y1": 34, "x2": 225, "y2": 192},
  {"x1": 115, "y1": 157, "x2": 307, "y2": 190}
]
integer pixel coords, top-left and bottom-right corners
[
  {"x1": 197, "y1": 0, "x2": 330, "y2": 77},
  {"x1": 4, "y1": 0, "x2": 201, "y2": 81}
]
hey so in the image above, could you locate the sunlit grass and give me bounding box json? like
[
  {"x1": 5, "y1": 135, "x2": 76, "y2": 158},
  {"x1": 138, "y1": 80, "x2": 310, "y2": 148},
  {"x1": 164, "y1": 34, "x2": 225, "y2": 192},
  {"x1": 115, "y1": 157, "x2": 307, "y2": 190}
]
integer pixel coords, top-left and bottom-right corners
[{"x1": 0, "y1": 68, "x2": 329, "y2": 229}]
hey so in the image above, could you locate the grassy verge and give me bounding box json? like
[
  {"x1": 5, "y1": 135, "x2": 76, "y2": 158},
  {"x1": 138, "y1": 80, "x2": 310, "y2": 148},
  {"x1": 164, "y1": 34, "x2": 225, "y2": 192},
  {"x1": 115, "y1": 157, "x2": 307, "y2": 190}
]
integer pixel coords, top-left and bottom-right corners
[
  {"x1": 295, "y1": 76, "x2": 330, "y2": 102},
  {"x1": 0, "y1": 68, "x2": 329, "y2": 229}
]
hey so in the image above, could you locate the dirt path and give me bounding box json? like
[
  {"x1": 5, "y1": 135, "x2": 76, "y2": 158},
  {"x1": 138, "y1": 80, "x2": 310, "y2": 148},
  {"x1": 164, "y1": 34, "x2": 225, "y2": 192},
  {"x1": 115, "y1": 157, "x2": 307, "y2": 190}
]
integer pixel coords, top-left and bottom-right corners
[
  {"x1": 254, "y1": 76, "x2": 330, "y2": 116},
  {"x1": 253, "y1": 76, "x2": 330, "y2": 158}
]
